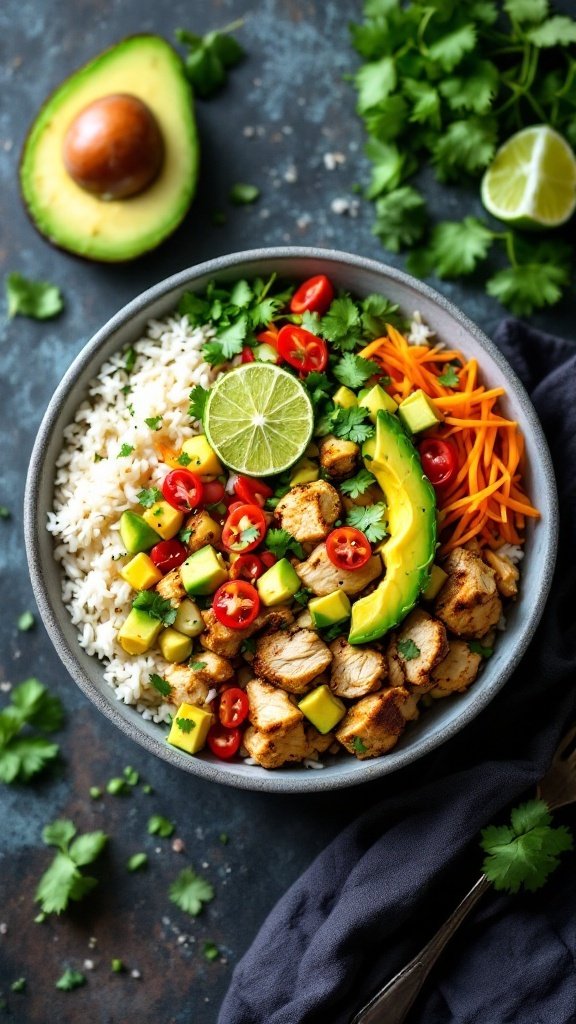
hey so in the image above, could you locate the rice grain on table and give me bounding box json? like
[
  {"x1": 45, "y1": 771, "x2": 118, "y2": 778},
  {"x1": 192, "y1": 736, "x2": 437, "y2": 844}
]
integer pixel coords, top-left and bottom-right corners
[{"x1": 47, "y1": 315, "x2": 218, "y2": 721}]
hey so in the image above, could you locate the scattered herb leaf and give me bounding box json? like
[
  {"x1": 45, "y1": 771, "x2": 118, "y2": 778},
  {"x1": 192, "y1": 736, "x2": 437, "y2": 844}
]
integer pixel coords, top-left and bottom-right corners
[
  {"x1": 176, "y1": 717, "x2": 196, "y2": 734},
  {"x1": 346, "y1": 502, "x2": 388, "y2": 543},
  {"x1": 36, "y1": 819, "x2": 107, "y2": 914},
  {"x1": 127, "y1": 852, "x2": 148, "y2": 872},
  {"x1": 469, "y1": 640, "x2": 494, "y2": 658},
  {"x1": 148, "y1": 815, "x2": 175, "y2": 838},
  {"x1": 144, "y1": 416, "x2": 163, "y2": 431},
  {"x1": 229, "y1": 182, "x2": 260, "y2": 205},
  {"x1": 169, "y1": 866, "x2": 214, "y2": 916},
  {"x1": 133, "y1": 592, "x2": 176, "y2": 627},
  {"x1": 176, "y1": 21, "x2": 245, "y2": 99},
  {"x1": 149, "y1": 673, "x2": 172, "y2": 698},
  {"x1": 55, "y1": 969, "x2": 86, "y2": 991},
  {"x1": 0, "y1": 679, "x2": 64, "y2": 784},
  {"x1": 17, "y1": 611, "x2": 35, "y2": 632},
  {"x1": 437, "y1": 366, "x2": 460, "y2": 388},
  {"x1": 481, "y1": 799, "x2": 573, "y2": 893},
  {"x1": 340, "y1": 468, "x2": 377, "y2": 498},
  {"x1": 265, "y1": 528, "x2": 305, "y2": 560},
  {"x1": 6, "y1": 272, "x2": 64, "y2": 320},
  {"x1": 189, "y1": 661, "x2": 207, "y2": 672},
  {"x1": 117, "y1": 444, "x2": 134, "y2": 459},
  {"x1": 398, "y1": 638, "x2": 421, "y2": 660},
  {"x1": 352, "y1": 736, "x2": 367, "y2": 754},
  {"x1": 137, "y1": 487, "x2": 163, "y2": 509},
  {"x1": 203, "y1": 941, "x2": 220, "y2": 961}
]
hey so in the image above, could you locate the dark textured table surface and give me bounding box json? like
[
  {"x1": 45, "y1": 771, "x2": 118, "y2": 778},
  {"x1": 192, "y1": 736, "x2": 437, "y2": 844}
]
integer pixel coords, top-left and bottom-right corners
[{"x1": 0, "y1": 2, "x2": 574, "y2": 1022}]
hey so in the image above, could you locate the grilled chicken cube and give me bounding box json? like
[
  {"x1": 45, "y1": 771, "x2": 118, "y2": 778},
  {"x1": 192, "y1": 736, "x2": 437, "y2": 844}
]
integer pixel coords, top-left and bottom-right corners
[
  {"x1": 435, "y1": 546, "x2": 502, "y2": 638},
  {"x1": 329, "y1": 637, "x2": 386, "y2": 699},
  {"x1": 253, "y1": 628, "x2": 333, "y2": 693},
  {"x1": 164, "y1": 652, "x2": 233, "y2": 706},
  {"x1": 305, "y1": 725, "x2": 334, "y2": 757},
  {"x1": 319, "y1": 435, "x2": 359, "y2": 480},
  {"x1": 386, "y1": 609, "x2": 449, "y2": 692},
  {"x1": 253, "y1": 606, "x2": 295, "y2": 635},
  {"x1": 155, "y1": 568, "x2": 186, "y2": 607},
  {"x1": 183, "y1": 509, "x2": 222, "y2": 553},
  {"x1": 295, "y1": 543, "x2": 382, "y2": 597},
  {"x1": 275, "y1": 480, "x2": 341, "y2": 544},
  {"x1": 429, "y1": 640, "x2": 482, "y2": 698},
  {"x1": 243, "y1": 721, "x2": 309, "y2": 769},
  {"x1": 484, "y1": 549, "x2": 519, "y2": 599},
  {"x1": 295, "y1": 608, "x2": 313, "y2": 629},
  {"x1": 199, "y1": 608, "x2": 251, "y2": 658},
  {"x1": 246, "y1": 677, "x2": 303, "y2": 736},
  {"x1": 335, "y1": 687, "x2": 419, "y2": 760}
]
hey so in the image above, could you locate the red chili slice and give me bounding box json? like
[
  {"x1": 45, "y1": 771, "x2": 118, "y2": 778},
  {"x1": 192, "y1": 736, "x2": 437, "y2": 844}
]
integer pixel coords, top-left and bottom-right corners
[
  {"x1": 229, "y1": 553, "x2": 265, "y2": 583},
  {"x1": 234, "y1": 475, "x2": 274, "y2": 507},
  {"x1": 212, "y1": 580, "x2": 261, "y2": 629},
  {"x1": 221, "y1": 503, "x2": 267, "y2": 553},
  {"x1": 202, "y1": 479, "x2": 226, "y2": 505},
  {"x1": 149, "y1": 539, "x2": 188, "y2": 574},
  {"x1": 290, "y1": 275, "x2": 335, "y2": 316},
  {"x1": 418, "y1": 438, "x2": 459, "y2": 489},
  {"x1": 207, "y1": 723, "x2": 242, "y2": 760},
  {"x1": 219, "y1": 687, "x2": 250, "y2": 728},
  {"x1": 326, "y1": 527, "x2": 372, "y2": 571},
  {"x1": 162, "y1": 469, "x2": 204, "y2": 512},
  {"x1": 241, "y1": 346, "x2": 255, "y2": 363},
  {"x1": 260, "y1": 551, "x2": 277, "y2": 569},
  {"x1": 276, "y1": 325, "x2": 328, "y2": 374}
]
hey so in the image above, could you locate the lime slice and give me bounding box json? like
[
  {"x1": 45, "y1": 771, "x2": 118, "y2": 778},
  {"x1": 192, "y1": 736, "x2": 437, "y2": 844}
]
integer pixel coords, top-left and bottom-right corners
[
  {"x1": 481, "y1": 125, "x2": 576, "y2": 228},
  {"x1": 204, "y1": 364, "x2": 314, "y2": 476}
]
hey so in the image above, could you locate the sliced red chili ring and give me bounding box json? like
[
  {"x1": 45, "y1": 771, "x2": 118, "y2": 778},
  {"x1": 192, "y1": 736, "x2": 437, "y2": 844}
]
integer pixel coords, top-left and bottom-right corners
[
  {"x1": 234, "y1": 475, "x2": 274, "y2": 507},
  {"x1": 276, "y1": 325, "x2": 328, "y2": 374},
  {"x1": 149, "y1": 539, "x2": 189, "y2": 574},
  {"x1": 219, "y1": 687, "x2": 250, "y2": 728},
  {"x1": 229, "y1": 553, "x2": 265, "y2": 583},
  {"x1": 206, "y1": 723, "x2": 242, "y2": 759},
  {"x1": 212, "y1": 579, "x2": 261, "y2": 629},
  {"x1": 289, "y1": 274, "x2": 335, "y2": 316},
  {"x1": 162, "y1": 469, "x2": 204, "y2": 512},
  {"x1": 221, "y1": 503, "x2": 267, "y2": 553},
  {"x1": 326, "y1": 526, "x2": 372, "y2": 571}
]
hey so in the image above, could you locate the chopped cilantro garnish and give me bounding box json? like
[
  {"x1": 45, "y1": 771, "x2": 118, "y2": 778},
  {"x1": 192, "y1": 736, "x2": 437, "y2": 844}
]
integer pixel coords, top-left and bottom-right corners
[
  {"x1": 148, "y1": 815, "x2": 175, "y2": 838},
  {"x1": 93, "y1": 453, "x2": 104, "y2": 463},
  {"x1": 169, "y1": 866, "x2": 214, "y2": 916},
  {"x1": 339, "y1": 468, "x2": 377, "y2": 498},
  {"x1": 229, "y1": 182, "x2": 260, "y2": 205},
  {"x1": 0, "y1": 678, "x2": 64, "y2": 784},
  {"x1": 203, "y1": 941, "x2": 220, "y2": 961},
  {"x1": 179, "y1": 527, "x2": 193, "y2": 544},
  {"x1": 111, "y1": 959, "x2": 125, "y2": 974},
  {"x1": 89, "y1": 787, "x2": 102, "y2": 800},
  {"x1": 5, "y1": 272, "x2": 64, "y2": 320},
  {"x1": 55, "y1": 969, "x2": 86, "y2": 991},
  {"x1": 346, "y1": 503, "x2": 388, "y2": 543},
  {"x1": 331, "y1": 406, "x2": 375, "y2": 444},
  {"x1": 176, "y1": 22, "x2": 245, "y2": 99},
  {"x1": 106, "y1": 777, "x2": 129, "y2": 796},
  {"x1": 437, "y1": 365, "x2": 460, "y2": 388},
  {"x1": 137, "y1": 487, "x2": 163, "y2": 508},
  {"x1": 176, "y1": 717, "x2": 196, "y2": 734},
  {"x1": 333, "y1": 353, "x2": 381, "y2": 390},
  {"x1": 265, "y1": 528, "x2": 305, "y2": 560},
  {"x1": 481, "y1": 799, "x2": 573, "y2": 893},
  {"x1": 293, "y1": 588, "x2": 312, "y2": 607},
  {"x1": 149, "y1": 673, "x2": 172, "y2": 698},
  {"x1": 17, "y1": 611, "x2": 35, "y2": 632},
  {"x1": 320, "y1": 295, "x2": 362, "y2": 351},
  {"x1": 0, "y1": 506, "x2": 10, "y2": 519},
  {"x1": 352, "y1": 736, "x2": 367, "y2": 754},
  {"x1": 123, "y1": 765, "x2": 139, "y2": 786},
  {"x1": 124, "y1": 347, "x2": 137, "y2": 373},
  {"x1": 133, "y1": 592, "x2": 176, "y2": 626},
  {"x1": 188, "y1": 386, "x2": 209, "y2": 422},
  {"x1": 189, "y1": 661, "x2": 207, "y2": 672},
  {"x1": 127, "y1": 852, "x2": 148, "y2": 872},
  {"x1": 398, "y1": 638, "x2": 420, "y2": 660},
  {"x1": 240, "y1": 637, "x2": 257, "y2": 655},
  {"x1": 469, "y1": 640, "x2": 494, "y2": 658},
  {"x1": 11, "y1": 978, "x2": 26, "y2": 993},
  {"x1": 117, "y1": 443, "x2": 134, "y2": 458},
  {"x1": 35, "y1": 819, "x2": 108, "y2": 915},
  {"x1": 144, "y1": 415, "x2": 163, "y2": 430},
  {"x1": 321, "y1": 623, "x2": 348, "y2": 642},
  {"x1": 177, "y1": 452, "x2": 192, "y2": 466}
]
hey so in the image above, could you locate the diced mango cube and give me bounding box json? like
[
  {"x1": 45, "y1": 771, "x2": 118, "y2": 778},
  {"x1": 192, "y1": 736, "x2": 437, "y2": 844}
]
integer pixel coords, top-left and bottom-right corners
[
  {"x1": 180, "y1": 435, "x2": 223, "y2": 476},
  {"x1": 298, "y1": 685, "x2": 346, "y2": 734},
  {"x1": 158, "y1": 628, "x2": 193, "y2": 663},
  {"x1": 118, "y1": 608, "x2": 163, "y2": 655},
  {"x1": 119, "y1": 552, "x2": 162, "y2": 591},
  {"x1": 167, "y1": 702, "x2": 214, "y2": 755},
  {"x1": 143, "y1": 501, "x2": 184, "y2": 540},
  {"x1": 333, "y1": 386, "x2": 358, "y2": 409},
  {"x1": 422, "y1": 564, "x2": 448, "y2": 600}
]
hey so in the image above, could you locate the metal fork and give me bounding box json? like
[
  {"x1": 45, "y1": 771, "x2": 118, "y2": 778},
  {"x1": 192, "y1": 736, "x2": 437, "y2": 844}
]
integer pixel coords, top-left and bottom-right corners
[{"x1": 351, "y1": 724, "x2": 576, "y2": 1024}]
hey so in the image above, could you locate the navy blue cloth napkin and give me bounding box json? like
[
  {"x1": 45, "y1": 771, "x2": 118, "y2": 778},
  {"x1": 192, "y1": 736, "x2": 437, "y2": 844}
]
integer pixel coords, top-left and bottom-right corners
[{"x1": 218, "y1": 320, "x2": 576, "y2": 1024}]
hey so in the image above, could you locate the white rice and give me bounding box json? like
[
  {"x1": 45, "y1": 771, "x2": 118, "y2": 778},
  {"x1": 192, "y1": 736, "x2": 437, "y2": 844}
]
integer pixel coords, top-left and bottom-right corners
[{"x1": 47, "y1": 314, "x2": 220, "y2": 721}]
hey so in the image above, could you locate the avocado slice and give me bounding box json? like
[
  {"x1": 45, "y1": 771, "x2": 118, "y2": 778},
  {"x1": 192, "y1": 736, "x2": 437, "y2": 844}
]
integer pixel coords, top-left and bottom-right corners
[
  {"x1": 348, "y1": 411, "x2": 436, "y2": 644},
  {"x1": 20, "y1": 35, "x2": 198, "y2": 262}
]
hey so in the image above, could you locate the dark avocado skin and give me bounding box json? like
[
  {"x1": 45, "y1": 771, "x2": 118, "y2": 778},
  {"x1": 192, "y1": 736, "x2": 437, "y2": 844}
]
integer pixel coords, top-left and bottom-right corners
[
  {"x1": 19, "y1": 35, "x2": 199, "y2": 263},
  {"x1": 348, "y1": 411, "x2": 436, "y2": 644}
]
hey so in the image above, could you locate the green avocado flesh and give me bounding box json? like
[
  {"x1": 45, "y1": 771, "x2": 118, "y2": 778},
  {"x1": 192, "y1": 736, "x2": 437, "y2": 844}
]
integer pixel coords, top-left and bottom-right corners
[
  {"x1": 348, "y1": 411, "x2": 436, "y2": 645},
  {"x1": 20, "y1": 35, "x2": 199, "y2": 262}
]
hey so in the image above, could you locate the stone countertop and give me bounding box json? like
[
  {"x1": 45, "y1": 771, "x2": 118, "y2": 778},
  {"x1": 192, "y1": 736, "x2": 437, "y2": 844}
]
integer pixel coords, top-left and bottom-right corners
[{"x1": 0, "y1": 1, "x2": 573, "y2": 1022}]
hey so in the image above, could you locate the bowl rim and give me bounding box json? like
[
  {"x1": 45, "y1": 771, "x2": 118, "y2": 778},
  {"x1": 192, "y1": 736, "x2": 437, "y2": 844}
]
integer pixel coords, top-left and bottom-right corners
[{"x1": 24, "y1": 245, "x2": 559, "y2": 792}]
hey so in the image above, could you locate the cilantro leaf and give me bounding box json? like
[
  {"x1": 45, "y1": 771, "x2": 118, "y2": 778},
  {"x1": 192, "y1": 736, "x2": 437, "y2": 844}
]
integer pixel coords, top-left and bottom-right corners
[
  {"x1": 148, "y1": 815, "x2": 175, "y2": 837},
  {"x1": 169, "y1": 866, "x2": 215, "y2": 916},
  {"x1": 265, "y1": 528, "x2": 305, "y2": 560},
  {"x1": 439, "y1": 59, "x2": 499, "y2": 115},
  {"x1": 486, "y1": 249, "x2": 571, "y2": 315},
  {"x1": 361, "y1": 293, "x2": 404, "y2": 335},
  {"x1": 468, "y1": 640, "x2": 494, "y2": 658},
  {"x1": 527, "y1": 16, "x2": 576, "y2": 46},
  {"x1": 352, "y1": 736, "x2": 367, "y2": 754},
  {"x1": 124, "y1": 347, "x2": 137, "y2": 373},
  {"x1": 503, "y1": 0, "x2": 548, "y2": 23},
  {"x1": 333, "y1": 353, "x2": 381, "y2": 390},
  {"x1": 364, "y1": 139, "x2": 407, "y2": 198},
  {"x1": 354, "y1": 56, "x2": 397, "y2": 114},
  {"x1": 176, "y1": 24, "x2": 244, "y2": 98},
  {"x1": 332, "y1": 406, "x2": 375, "y2": 444},
  {"x1": 36, "y1": 819, "x2": 107, "y2": 914},
  {"x1": 149, "y1": 673, "x2": 173, "y2": 698},
  {"x1": 189, "y1": 385, "x2": 209, "y2": 421},
  {"x1": 133, "y1": 592, "x2": 177, "y2": 627},
  {"x1": 17, "y1": 611, "x2": 35, "y2": 632},
  {"x1": 293, "y1": 588, "x2": 312, "y2": 607},
  {"x1": 137, "y1": 487, "x2": 163, "y2": 509},
  {"x1": 117, "y1": 443, "x2": 134, "y2": 458},
  {"x1": 437, "y1": 366, "x2": 460, "y2": 388},
  {"x1": 346, "y1": 502, "x2": 388, "y2": 543},
  {"x1": 373, "y1": 186, "x2": 428, "y2": 251},
  {"x1": 432, "y1": 117, "x2": 498, "y2": 181},
  {"x1": 215, "y1": 314, "x2": 249, "y2": 359},
  {"x1": 340, "y1": 468, "x2": 377, "y2": 498},
  {"x1": 6, "y1": 272, "x2": 64, "y2": 320},
  {"x1": 402, "y1": 78, "x2": 441, "y2": 127},
  {"x1": 176, "y1": 717, "x2": 196, "y2": 734},
  {"x1": 481, "y1": 799, "x2": 573, "y2": 893},
  {"x1": 177, "y1": 452, "x2": 192, "y2": 466},
  {"x1": 229, "y1": 183, "x2": 260, "y2": 205},
  {"x1": 127, "y1": 852, "x2": 148, "y2": 872},
  {"x1": 303, "y1": 371, "x2": 332, "y2": 406},
  {"x1": 144, "y1": 416, "x2": 163, "y2": 431},
  {"x1": 204, "y1": 941, "x2": 220, "y2": 961},
  {"x1": 398, "y1": 638, "x2": 420, "y2": 660},
  {"x1": 320, "y1": 296, "x2": 362, "y2": 351},
  {"x1": 408, "y1": 218, "x2": 494, "y2": 279},
  {"x1": 427, "y1": 24, "x2": 477, "y2": 72},
  {"x1": 0, "y1": 679, "x2": 64, "y2": 784},
  {"x1": 55, "y1": 969, "x2": 86, "y2": 991},
  {"x1": 189, "y1": 660, "x2": 207, "y2": 671},
  {"x1": 363, "y1": 95, "x2": 409, "y2": 143}
]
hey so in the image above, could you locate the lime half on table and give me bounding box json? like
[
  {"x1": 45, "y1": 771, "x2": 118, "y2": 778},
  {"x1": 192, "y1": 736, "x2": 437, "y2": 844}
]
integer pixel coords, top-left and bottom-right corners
[
  {"x1": 204, "y1": 363, "x2": 314, "y2": 476},
  {"x1": 481, "y1": 125, "x2": 576, "y2": 229}
]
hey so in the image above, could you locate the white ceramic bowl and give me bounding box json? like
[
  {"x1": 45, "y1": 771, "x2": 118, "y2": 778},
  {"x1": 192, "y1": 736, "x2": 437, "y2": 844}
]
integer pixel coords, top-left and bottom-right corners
[{"x1": 24, "y1": 248, "x2": 558, "y2": 792}]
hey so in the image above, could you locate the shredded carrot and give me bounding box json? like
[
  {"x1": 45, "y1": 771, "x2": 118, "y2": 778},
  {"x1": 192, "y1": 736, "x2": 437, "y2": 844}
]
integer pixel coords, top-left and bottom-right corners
[{"x1": 359, "y1": 325, "x2": 540, "y2": 554}]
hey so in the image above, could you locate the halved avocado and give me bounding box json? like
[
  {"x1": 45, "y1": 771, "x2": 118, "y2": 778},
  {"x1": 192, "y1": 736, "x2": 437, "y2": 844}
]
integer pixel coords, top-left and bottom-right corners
[
  {"x1": 348, "y1": 411, "x2": 436, "y2": 645},
  {"x1": 20, "y1": 35, "x2": 199, "y2": 262}
]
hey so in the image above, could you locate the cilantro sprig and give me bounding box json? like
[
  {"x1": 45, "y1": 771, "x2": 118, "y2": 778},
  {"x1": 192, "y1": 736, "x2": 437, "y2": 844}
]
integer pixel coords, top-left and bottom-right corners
[
  {"x1": 5, "y1": 272, "x2": 64, "y2": 320},
  {"x1": 175, "y1": 21, "x2": 244, "y2": 98},
  {"x1": 340, "y1": 468, "x2": 377, "y2": 498},
  {"x1": 169, "y1": 866, "x2": 215, "y2": 916},
  {"x1": 133, "y1": 592, "x2": 176, "y2": 627},
  {"x1": 0, "y1": 679, "x2": 64, "y2": 784},
  {"x1": 265, "y1": 528, "x2": 305, "y2": 560},
  {"x1": 35, "y1": 819, "x2": 108, "y2": 914},
  {"x1": 481, "y1": 799, "x2": 573, "y2": 893},
  {"x1": 332, "y1": 406, "x2": 375, "y2": 444},
  {"x1": 346, "y1": 502, "x2": 388, "y2": 543},
  {"x1": 349, "y1": 0, "x2": 576, "y2": 314}
]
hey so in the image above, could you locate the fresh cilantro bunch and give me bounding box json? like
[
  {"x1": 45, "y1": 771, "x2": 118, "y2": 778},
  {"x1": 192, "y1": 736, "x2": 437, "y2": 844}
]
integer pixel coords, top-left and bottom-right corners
[
  {"x1": 349, "y1": 0, "x2": 576, "y2": 314},
  {"x1": 35, "y1": 819, "x2": 108, "y2": 914},
  {"x1": 481, "y1": 799, "x2": 573, "y2": 893},
  {"x1": 0, "y1": 679, "x2": 64, "y2": 784},
  {"x1": 175, "y1": 22, "x2": 245, "y2": 98}
]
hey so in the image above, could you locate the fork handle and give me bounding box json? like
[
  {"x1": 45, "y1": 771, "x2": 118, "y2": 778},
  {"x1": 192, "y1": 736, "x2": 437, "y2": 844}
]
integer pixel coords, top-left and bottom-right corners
[{"x1": 350, "y1": 874, "x2": 492, "y2": 1024}]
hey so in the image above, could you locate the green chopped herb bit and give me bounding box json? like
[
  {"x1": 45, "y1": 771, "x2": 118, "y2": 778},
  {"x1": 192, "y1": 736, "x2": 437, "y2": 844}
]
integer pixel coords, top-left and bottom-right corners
[
  {"x1": 106, "y1": 777, "x2": 129, "y2": 796},
  {"x1": 17, "y1": 611, "x2": 35, "y2": 632},
  {"x1": 36, "y1": 820, "x2": 108, "y2": 915},
  {"x1": 0, "y1": 506, "x2": 10, "y2": 519},
  {"x1": 333, "y1": 353, "x2": 381, "y2": 390},
  {"x1": 219, "y1": 832, "x2": 229, "y2": 845},
  {"x1": 137, "y1": 487, "x2": 163, "y2": 509},
  {"x1": 89, "y1": 786, "x2": 102, "y2": 800},
  {"x1": 265, "y1": 528, "x2": 305, "y2": 560},
  {"x1": 34, "y1": 911, "x2": 46, "y2": 923},
  {"x1": 340, "y1": 469, "x2": 377, "y2": 499},
  {"x1": 124, "y1": 347, "x2": 137, "y2": 373},
  {"x1": 149, "y1": 672, "x2": 173, "y2": 697},
  {"x1": 177, "y1": 452, "x2": 192, "y2": 466},
  {"x1": 121, "y1": 384, "x2": 132, "y2": 396},
  {"x1": 0, "y1": 678, "x2": 64, "y2": 784},
  {"x1": 127, "y1": 404, "x2": 135, "y2": 417},
  {"x1": 144, "y1": 415, "x2": 163, "y2": 431},
  {"x1": 133, "y1": 592, "x2": 176, "y2": 627},
  {"x1": 111, "y1": 959, "x2": 125, "y2": 974},
  {"x1": 332, "y1": 406, "x2": 375, "y2": 444},
  {"x1": 203, "y1": 941, "x2": 220, "y2": 961},
  {"x1": 93, "y1": 453, "x2": 104, "y2": 463},
  {"x1": 55, "y1": 969, "x2": 86, "y2": 991},
  {"x1": 117, "y1": 443, "x2": 134, "y2": 458},
  {"x1": 293, "y1": 588, "x2": 312, "y2": 607},
  {"x1": 175, "y1": 717, "x2": 196, "y2": 734},
  {"x1": 188, "y1": 384, "x2": 209, "y2": 421},
  {"x1": 6, "y1": 271, "x2": 64, "y2": 320},
  {"x1": 352, "y1": 736, "x2": 367, "y2": 754},
  {"x1": 169, "y1": 866, "x2": 214, "y2": 916},
  {"x1": 320, "y1": 623, "x2": 348, "y2": 643},
  {"x1": 346, "y1": 503, "x2": 388, "y2": 543},
  {"x1": 141, "y1": 783, "x2": 154, "y2": 795},
  {"x1": 398, "y1": 638, "x2": 420, "y2": 660},
  {"x1": 229, "y1": 182, "x2": 260, "y2": 205},
  {"x1": 176, "y1": 21, "x2": 245, "y2": 99},
  {"x1": 240, "y1": 637, "x2": 257, "y2": 655},
  {"x1": 178, "y1": 527, "x2": 193, "y2": 544},
  {"x1": 11, "y1": 978, "x2": 26, "y2": 993},
  {"x1": 123, "y1": 766, "x2": 139, "y2": 786},
  {"x1": 127, "y1": 852, "x2": 148, "y2": 872},
  {"x1": 148, "y1": 815, "x2": 175, "y2": 838},
  {"x1": 437, "y1": 365, "x2": 460, "y2": 388},
  {"x1": 469, "y1": 640, "x2": 494, "y2": 658},
  {"x1": 480, "y1": 799, "x2": 573, "y2": 893}
]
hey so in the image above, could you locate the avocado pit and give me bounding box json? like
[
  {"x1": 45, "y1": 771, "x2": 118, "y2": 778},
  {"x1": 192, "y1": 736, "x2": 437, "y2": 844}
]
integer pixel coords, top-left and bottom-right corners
[{"x1": 62, "y1": 93, "x2": 164, "y2": 200}]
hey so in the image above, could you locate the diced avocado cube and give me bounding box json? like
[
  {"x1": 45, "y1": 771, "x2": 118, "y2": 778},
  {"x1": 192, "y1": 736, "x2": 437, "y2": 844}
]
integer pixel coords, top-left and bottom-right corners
[
  {"x1": 158, "y1": 627, "x2": 193, "y2": 663},
  {"x1": 173, "y1": 598, "x2": 205, "y2": 637},
  {"x1": 298, "y1": 684, "x2": 346, "y2": 734},
  {"x1": 167, "y1": 702, "x2": 214, "y2": 755},
  {"x1": 398, "y1": 389, "x2": 441, "y2": 434},
  {"x1": 333, "y1": 385, "x2": 357, "y2": 409},
  {"x1": 359, "y1": 383, "x2": 398, "y2": 421},
  {"x1": 422, "y1": 563, "x2": 448, "y2": 600},
  {"x1": 119, "y1": 552, "x2": 162, "y2": 591},
  {"x1": 257, "y1": 558, "x2": 301, "y2": 606},
  {"x1": 309, "y1": 589, "x2": 351, "y2": 629},
  {"x1": 118, "y1": 607, "x2": 162, "y2": 655},
  {"x1": 120, "y1": 510, "x2": 161, "y2": 554},
  {"x1": 180, "y1": 545, "x2": 228, "y2": 595},
  {"x1": 142, "y1": 500, "x2": 183, "y2": 540},
  {"x1": 180, "y1": 434, "x2": 223, "y2": 476},
  {"x1": 289, "y1": 457, "x2": 320, "y2": 486}
]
